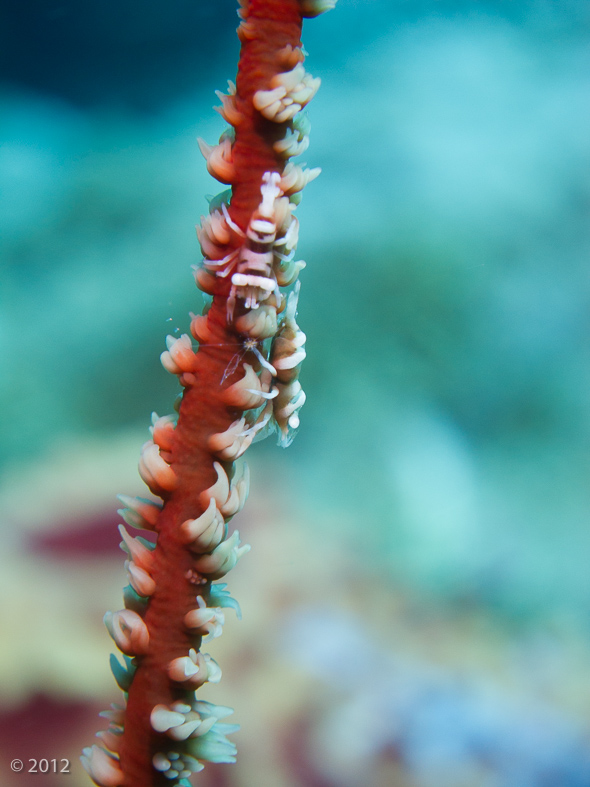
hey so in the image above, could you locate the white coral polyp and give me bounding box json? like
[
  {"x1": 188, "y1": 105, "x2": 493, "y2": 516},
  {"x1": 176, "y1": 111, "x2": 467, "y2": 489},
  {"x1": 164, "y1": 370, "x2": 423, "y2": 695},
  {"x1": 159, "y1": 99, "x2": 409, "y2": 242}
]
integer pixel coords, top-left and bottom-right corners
[
  {"x1": 179, "y1": 498, "x2": 226, "y2": 554},
  {"x1": 150, "y1": 412, "x2": 177, "y2": 451},
  {"x1": 197, "y1": 136, "x2": 235, "y2": 183},
  {"x1": 125, "y1": 560, "x2": 156, "y2": 597},
  {"x1": 150, "y1": 704, "x2": 186, "y2": 733},
  {"x1": 168, "y1": 648, "x2": 208, "y2": 686},
  {"x1": 80, "y1": 745, "x2": 124, "y2": 787},
  {"x1": 104, "y1": 609, "x2": 150, "y2": 656},
  {"x1": 280, "y1": 162, "x2": 321, "y2": 195},
  {"x1": 138, "y1": 440, "x2": 178, "y2": 494},
  {"x1": 215, "y1": 81, "x2": 242, "y2": 126},
  {"x1": 300, "y1": 0, "x2": 338, "y2": 17},
  {"x1": 193, "y1": 530, "x2": 250, "y2": 579},
  {"x1": 166, "y1": 334, "x2": 196, "y2": 372},
  {"x1": 208, "y1": 417, "x2": 253, "y2": 460},
  {"x1": 185, "y1": 596, "x2": 225, "y2": 641},
  {"x1": 118, "y1": 524, "x2": 154, "y2": 571},
  {"x1": 253, "y1": 64, "x2": 321, "y2": 123},
  {"x1": 116, "y1": 494, "x2": 161, "y2": 531},
  {"x1": 199, "y1": 461, "x2": 230, "y2": 509}
]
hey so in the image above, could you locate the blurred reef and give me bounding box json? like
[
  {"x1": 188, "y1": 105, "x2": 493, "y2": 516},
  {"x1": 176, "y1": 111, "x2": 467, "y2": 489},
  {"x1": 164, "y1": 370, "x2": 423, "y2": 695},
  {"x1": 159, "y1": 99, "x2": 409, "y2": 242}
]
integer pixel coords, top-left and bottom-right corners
[{"x1": 1, "y1": 1, "x2": 590, "y2": 785}]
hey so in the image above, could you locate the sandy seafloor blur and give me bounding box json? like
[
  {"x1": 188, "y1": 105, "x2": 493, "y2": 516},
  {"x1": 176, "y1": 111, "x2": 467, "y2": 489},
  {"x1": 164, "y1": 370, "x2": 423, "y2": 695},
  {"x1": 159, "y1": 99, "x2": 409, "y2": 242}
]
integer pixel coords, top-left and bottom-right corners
[{"x1": 1, "y1": 1, "x2": 590, "y2": 785}]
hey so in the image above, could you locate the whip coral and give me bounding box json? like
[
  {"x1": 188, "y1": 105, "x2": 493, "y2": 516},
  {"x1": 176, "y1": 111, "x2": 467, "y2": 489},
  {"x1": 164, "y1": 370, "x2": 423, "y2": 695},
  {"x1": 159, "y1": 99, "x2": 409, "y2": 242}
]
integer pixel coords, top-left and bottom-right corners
[{"x1": 82, "y1": 1, "x2": 336, "y2": 785}]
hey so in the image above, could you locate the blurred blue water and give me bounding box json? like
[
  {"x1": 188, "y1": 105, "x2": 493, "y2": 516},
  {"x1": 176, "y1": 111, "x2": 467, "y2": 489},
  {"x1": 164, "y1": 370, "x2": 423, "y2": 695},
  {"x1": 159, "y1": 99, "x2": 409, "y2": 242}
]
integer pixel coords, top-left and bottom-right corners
[{"x1": 282, "y1": 606, "x2": 590, "y2": 786}]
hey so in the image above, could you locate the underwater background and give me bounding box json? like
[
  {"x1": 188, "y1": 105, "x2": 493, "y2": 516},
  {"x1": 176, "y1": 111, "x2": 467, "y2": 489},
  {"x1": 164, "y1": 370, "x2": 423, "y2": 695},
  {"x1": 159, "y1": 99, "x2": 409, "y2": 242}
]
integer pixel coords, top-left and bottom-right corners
[{"x1": 1, "y1": 0, "x2": 590, "y2": 785}]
